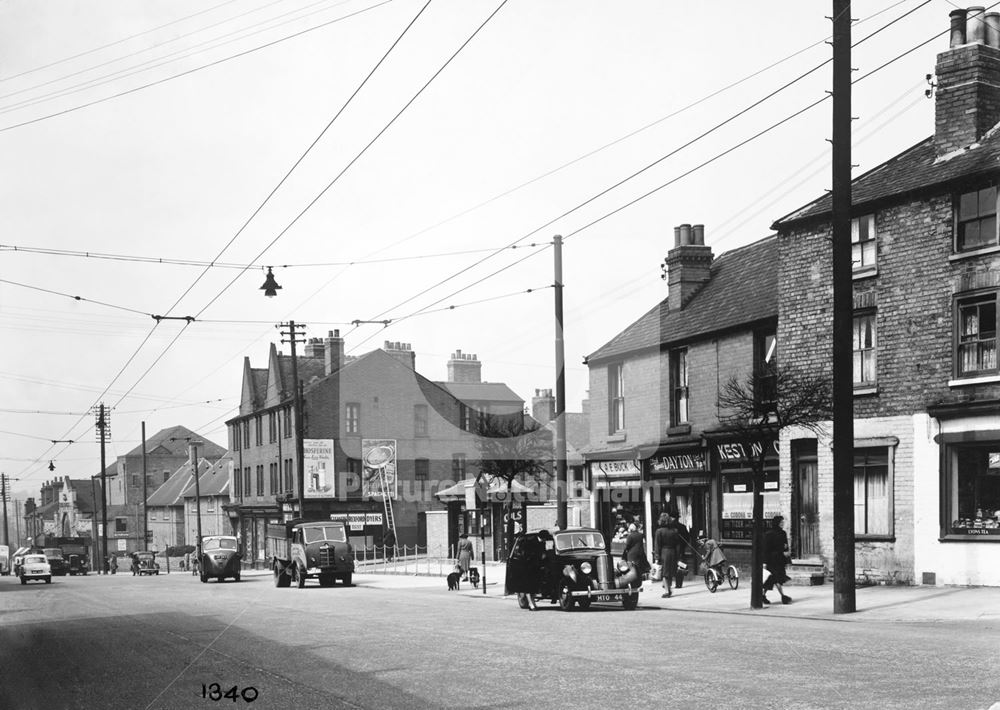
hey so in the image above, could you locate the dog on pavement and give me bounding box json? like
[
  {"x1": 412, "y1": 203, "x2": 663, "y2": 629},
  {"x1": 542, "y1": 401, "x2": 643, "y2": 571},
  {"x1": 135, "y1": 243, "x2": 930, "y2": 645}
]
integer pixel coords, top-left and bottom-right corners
[{"x1": 447, "y1": 565, "x2": 462, "y2": 591}]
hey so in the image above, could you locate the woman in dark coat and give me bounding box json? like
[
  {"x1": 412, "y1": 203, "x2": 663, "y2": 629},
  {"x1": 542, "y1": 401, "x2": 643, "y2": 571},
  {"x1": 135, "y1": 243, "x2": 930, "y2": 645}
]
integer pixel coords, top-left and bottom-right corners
[
  {"x1": 653, "y1": 514, "x2": 683, "y2": 598},
  {"x1": 762, "y1": 514, "x2": 792, "y2": 604},
  {"x1": 621, "y1": 523, "x2": 649, "y2": 573},
  {"x1": 456, "y1": 533, "x2": 474, "y2": 581}
]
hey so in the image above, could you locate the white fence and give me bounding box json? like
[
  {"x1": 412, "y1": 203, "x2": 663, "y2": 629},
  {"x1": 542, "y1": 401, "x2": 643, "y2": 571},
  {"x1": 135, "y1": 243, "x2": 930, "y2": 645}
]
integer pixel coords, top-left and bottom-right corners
[{"x1": 353, "y1": 544, "x2": 460, "y2": 577}]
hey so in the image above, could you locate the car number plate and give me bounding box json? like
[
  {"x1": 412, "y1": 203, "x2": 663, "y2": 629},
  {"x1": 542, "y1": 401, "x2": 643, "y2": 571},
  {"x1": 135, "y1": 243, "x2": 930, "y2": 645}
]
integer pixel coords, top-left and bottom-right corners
[{"x1": 593, "y1": 594, "x2": 616, "y2": 603}]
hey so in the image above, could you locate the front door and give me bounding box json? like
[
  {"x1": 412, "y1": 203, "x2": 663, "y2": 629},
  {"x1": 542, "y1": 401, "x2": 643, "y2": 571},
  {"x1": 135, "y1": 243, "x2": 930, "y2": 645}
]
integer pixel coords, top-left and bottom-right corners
[
  {"x1": 504, "y1": 533, "x2": 543, "y2": 594},
  {"x1": 796, "y1": 460, "x2": 820, "y2": 557}
]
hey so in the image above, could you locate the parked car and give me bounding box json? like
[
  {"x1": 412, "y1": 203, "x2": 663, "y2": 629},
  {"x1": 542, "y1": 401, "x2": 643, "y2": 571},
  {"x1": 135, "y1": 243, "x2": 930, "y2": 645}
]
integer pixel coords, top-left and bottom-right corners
[
  {"x1": 67, "y1": 554, "x2": 89, "y2": 576},
  {"x1": 198, "y1": 535, "x2": 242, "y2": 583},
  {"x1": 11, "y1": 546, "x2": 37, "y2": 578},
  {"x1": 130, "y1": 551, "x2": 160, "y2": 576},
  {"x1": 19, "y1": 554, "x2": 52, "y2": 585},
  {"x1": 505, "y1": 528, "x2": 642, "y2": 611},
  {"x1": 43, "y1": 548, "x2": 69, "y2": 576}
]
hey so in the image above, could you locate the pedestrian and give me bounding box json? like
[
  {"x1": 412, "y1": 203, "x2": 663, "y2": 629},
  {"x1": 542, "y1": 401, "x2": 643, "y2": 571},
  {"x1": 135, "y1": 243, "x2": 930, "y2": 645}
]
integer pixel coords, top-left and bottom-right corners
[
  {"x1": 109, "y1": 555, "x2": 118, "y2": 575},
  {"x1": 383, "y1": 528, "x2": 396, "y2": 561},
  {"x1": 762, "y1": 514, "x2": 792, "y2": 605},
  {"x1": 456, "y1": 533, "x2": 474, "y2": 582},
  {"x1": 653, "y1": 514, "x2": 683, "y2": 598},
  {"x1": 621, "y1": 522, "x2": 650, "y2": 576}
]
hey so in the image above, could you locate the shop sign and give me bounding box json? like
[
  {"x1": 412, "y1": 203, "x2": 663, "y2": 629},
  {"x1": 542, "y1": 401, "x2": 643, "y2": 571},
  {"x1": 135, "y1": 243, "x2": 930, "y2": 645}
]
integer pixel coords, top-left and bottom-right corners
[
  {"x1": 594, "y1": 478, "x2": 641, "y2": 489},
  {"x1": 650, "y1": 452, "x2": 706, "y2": 473},
  {"x1": 304, "y1": 439, "x2": 336, "y2": 499},
  {"x1": 348, "y1": 513, "x2": 366, "y2": 531},
  {"x1": 362, "y1": 439, "x2": 397, "y2": 500},
  {"x1": 592, "y1": 460, "x2": 641, "y2": 478},
  {"x1": 329, "y1": 513, "x2": 349, "y2": 522},
  {"x1": 365, "y1": 513, "x2": 383, "y2": 526},
  {"x1": 716, "y1": 440, "x2": 779, "y2": 463}
]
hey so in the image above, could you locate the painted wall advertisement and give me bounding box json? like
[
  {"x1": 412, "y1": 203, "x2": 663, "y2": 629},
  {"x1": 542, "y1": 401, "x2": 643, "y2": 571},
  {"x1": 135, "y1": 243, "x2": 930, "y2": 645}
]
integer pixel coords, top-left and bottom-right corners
[
  {"x1": 362, "y1": 439, "x2": 397, "y2": 500},
  {"x1": 304, "y1": 439, "x2": 336, "y2": 499}
]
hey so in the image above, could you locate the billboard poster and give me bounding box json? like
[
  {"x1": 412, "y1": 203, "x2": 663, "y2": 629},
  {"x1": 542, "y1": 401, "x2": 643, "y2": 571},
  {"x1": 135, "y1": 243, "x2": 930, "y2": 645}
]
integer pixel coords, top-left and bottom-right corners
[
  {"x1": 304, "y1": 439, "x2": 336, "y2": 499},
  {"x1": 361, "y1": 439, "x2": 397, "y2": 500}
]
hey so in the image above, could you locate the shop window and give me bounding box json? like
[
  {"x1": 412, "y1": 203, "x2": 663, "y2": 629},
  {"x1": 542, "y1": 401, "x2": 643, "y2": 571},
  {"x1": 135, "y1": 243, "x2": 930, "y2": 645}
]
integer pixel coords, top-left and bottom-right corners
[
  {"x1": 718, "y1": 439, "x2": 780, "y2": 541},
  {"x1": 115, "y1": 517, "x2": 127, "y2": 533},
  {"x1": 415, "y1": 458, "x2": 429, "y2": 480},
  {"x1": 956, "y1": 292, "x2": 998, "y2": 377},
  {"x1": 853, "y1": 312, "x2": 877, "y2": 387},
  {"x1": 608, "y1": 363, "x2": 625, "y2": 433},
  {"x1": 851, "y1": 214, "x2": 877, "y2": 273},
  {"x1": 414, "y1": 404, "x2": 429, "y2": 437},
  {"x1": 944, "y1": 444, "x2": 1000, "y2": 537},
  {"x1": 346, "y1": 403, "x2": 361, "y2": 434},
  {"x1": 670, "y1": 350, "x2": 688, "y2": 426},
  {"x1": 955, "y1": 185, "x2": 998, "y2": 252},
  {"x1": 853, "y1": 447, "x2": 892, "y2": 538},
  {"x1": 754, "y1": 331, "x2": 777, "y2": 413}
]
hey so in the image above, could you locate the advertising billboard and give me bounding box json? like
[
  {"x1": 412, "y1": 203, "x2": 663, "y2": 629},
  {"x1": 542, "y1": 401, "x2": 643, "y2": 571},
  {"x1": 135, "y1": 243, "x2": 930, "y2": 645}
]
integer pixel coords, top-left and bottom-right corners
[
  {"x1": 304, "y1": 439, "x2": 336, "y2": 499},
  {"x1": 361, "y1": 439, "x2": 397, "y2": 500}
]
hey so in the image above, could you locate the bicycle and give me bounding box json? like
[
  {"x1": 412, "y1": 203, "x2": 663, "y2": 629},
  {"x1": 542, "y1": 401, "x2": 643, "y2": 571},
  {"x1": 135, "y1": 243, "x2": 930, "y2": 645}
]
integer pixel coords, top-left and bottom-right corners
[{"x1": 704, "y1": 562, "x2": 739, "y2": 593}]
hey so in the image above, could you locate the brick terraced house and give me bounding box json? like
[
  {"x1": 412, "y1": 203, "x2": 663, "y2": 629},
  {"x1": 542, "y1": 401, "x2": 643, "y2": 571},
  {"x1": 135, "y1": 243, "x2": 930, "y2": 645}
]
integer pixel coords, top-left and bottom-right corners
[{"x1": 773, "y1": 6, "x2": 1000, "y2": 586}]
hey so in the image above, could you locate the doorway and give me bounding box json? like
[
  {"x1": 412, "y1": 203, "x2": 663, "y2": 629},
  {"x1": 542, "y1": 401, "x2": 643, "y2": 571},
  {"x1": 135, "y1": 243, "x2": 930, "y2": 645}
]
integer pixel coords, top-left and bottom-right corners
[{"x1": 793, "y1": 440, "x2": 820, "y2": 558}]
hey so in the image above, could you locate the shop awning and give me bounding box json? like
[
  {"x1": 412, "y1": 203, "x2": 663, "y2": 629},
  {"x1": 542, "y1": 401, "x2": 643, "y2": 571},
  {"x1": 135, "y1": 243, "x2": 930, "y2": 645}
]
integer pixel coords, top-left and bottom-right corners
[{"x1": 637, "y1": 437, "x2": 703, "y2": 459}]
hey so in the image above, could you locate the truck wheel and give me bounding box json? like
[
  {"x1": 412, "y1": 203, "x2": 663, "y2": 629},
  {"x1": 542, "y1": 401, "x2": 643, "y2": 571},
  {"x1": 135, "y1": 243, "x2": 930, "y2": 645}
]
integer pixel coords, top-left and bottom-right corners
[
  {"x1": 273, "y1": 565, "x2": 290, "y2": 588},
  {"x1": 341, "y1": 573, "x2": 352, "y2": 586},
  {"x1": 294, "y1": 566, "x2": 306, "y2": 589}
]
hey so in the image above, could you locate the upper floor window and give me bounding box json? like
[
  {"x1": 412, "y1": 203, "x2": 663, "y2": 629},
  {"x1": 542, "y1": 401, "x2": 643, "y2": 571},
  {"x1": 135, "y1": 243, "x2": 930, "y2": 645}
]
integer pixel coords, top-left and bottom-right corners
[
  {"x1": 452, "y1": 454, "x2": 467, "y2": 479},
  {"x1": 414, "y1": 404, "x2": 429, "y2": 437},
  {"x1": 283, "y1": 407, "x2": 292, "y2": 438},
  {"x1": 956, "y1": 292, "x2": 998, "y2": 377},
  {"x1": 268, "y1": 412, "x2": 277, "y2": 443},
  {"x1": 669, "y1": 350, "x2": 688, "y2": 426},
  {"x1": 460, "y1": 404, "x2": 472, "y2": 432},
  {"x1": 853, "y1": 312, "x2": 877, "y2": 387},
  {"x1": 242, "y1": 421, "x2": 250, "y2": 449},
  {"x1": 284, "y1": 459, "x2": 293, "y2": 493},
  {"x1": 254, "y1": 416, "x2": 263, "y2": 446},
  {"x1": 851, "y1": 214, "x2": 877, "y2": 272},
  {"x1": 754, "y1": 331, "x2": 777, "y2": 413},
  {"x1": 231, "y1": 424, "x2": 240, "y2": 452},
  {"x1": 256, "y1": 465, "x2": 264, "y2": 495},
  {"x1": 115, "y1": 517, "x2": 127, "y2": 533},
  {"x1": 956, "y1": 185, "x2": 998, "y2": 252},
  {"x1": 346, "y1": 403, "x2": 361, "y2": 434},
  {"x1": 608, "y1": 363, "x2": 625, "y2": 433}
]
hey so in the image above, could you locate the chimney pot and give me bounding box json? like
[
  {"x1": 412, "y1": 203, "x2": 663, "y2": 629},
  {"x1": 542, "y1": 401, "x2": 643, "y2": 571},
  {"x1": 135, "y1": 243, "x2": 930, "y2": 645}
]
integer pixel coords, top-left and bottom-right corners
[
  {"x1": 692, "y1": 224, "x2": 705, "y2": 246},
  {"x1": 969, "y1": 6, "x2": 987, "y2": 44},
  {"x1": 951, "y1": 8, "x2": 969, "y2": 47},
  {"x1": 673, "y1": 225, "x2": 681, "y2": 247},
  {"x1": 678, "y1": 224, "x2": 692, "y2": 245},
  {"x1": 987, "y1": 13, "x2": 1000, "y2": 48}
]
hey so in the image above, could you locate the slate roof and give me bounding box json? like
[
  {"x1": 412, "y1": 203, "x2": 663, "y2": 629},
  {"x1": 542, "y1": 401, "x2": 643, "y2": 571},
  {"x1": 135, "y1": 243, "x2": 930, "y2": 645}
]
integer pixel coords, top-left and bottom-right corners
[
  {"x1": 436, "y1": 381, "x2": 524, "y2": 404},
  {"x1": 586, "y1": 236, "x2": 778, "y2": 363},
  {"x1": 773, "y1": 131, "x2": 1000, "y2": 228},
  {"x1": 278, "y1": 354, "x2": 326, "y2": 389},
  {"x1": 181, "y1": 454, "x2": 232, "y2": 498},
  {"x1": 250, "y1": 367, "x2": 267, "y2": 408},
  {"x1": 146, "y1": 458, "x2": 216, "y2": 506},
  {"x1": 122, "y1": 425, "x2": 226, "y2": 459}
]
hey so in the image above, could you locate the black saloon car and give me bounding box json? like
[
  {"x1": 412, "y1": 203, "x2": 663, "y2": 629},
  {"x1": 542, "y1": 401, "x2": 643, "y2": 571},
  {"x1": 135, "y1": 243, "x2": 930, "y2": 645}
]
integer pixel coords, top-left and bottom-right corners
[
  {"x1": 131, "y1": 551, "x2": 160, "y2": 576},
  {"x1": 505, "y1": 528, "x2": 642, "y2": 611},
  {"x1": 198, "y1": 535, "x2": 242, "y2": 583}
]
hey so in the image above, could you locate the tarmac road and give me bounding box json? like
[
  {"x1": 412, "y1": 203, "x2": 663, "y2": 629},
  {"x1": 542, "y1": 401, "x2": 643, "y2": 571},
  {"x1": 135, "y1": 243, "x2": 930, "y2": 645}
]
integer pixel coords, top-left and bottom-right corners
[{"x1": 1, "y1": 569, "x2": 998, "y2": 710}]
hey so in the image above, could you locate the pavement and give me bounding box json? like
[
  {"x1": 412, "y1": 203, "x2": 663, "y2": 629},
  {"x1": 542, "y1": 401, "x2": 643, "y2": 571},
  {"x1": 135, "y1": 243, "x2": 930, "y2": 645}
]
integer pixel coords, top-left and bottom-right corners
[{"x1": 320, "y1": 564, "x2": 1000, "y2": 623}]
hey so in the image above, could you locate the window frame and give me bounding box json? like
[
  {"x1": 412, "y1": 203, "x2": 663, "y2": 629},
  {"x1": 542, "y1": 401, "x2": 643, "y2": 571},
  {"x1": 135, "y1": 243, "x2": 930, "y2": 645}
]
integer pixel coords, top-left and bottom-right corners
[
  {"x1": 853, "y1": 310, "x2": 878, "y2": 389},
  {"x1": 415, "y1": 458, "x2": 430, "y2": 480},
  {"x1": 954, "y1": 290, "x2": 999, "y2": 379},
  {"x1": 669, "y1": 349, "x2": 689, "y2": 427},
  {"x1": 414, "y1": 404, "x2": 429, "y2": 437},
  {"x1": 754, "y1": 330, "x2": 778, "y2": 413},
  {"x1": 954, "y1": 184, "x2": 999, "y2": 253},
  {"x1": 115, "y1": 517, "x2": 128, "y2": 534},
  {"x1": 283, "y1": 407, "x2": 293, "y2": 438},
  {"x1": 452, "y1": 453, "x2": 467, "y2": 479},
  {"x1": 608, "y1": 363, "x2": 625, "y2": 434},
  {"x1": 254, "y1": 416, "x2": 263, "y2": 446},
  {"x1": 940, "y1": 437, "x2": 1000, "y2": 540},
  {"x1": 460, "y1": 404, "x2": 472, "y2": 432},
  {"x1": 345, "y1": 402, "x2": 361, "y2": 435},
  {"x1": 256, "y1": 465, "x2": 264, "y2": 496},
  {"x1": 853, "y1": 446, "x2": 894, "y2": 540},
  {"x1": 851, "y1": 213, "x2": 877, "y2": 274}
]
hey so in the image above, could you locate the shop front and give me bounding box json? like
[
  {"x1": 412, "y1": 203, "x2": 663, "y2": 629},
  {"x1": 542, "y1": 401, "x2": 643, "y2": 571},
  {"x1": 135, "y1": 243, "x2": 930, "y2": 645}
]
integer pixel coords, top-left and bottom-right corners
[
  {"x1": 587, "y1": 457, "x2": 645, "y2": 556},
  {"x1": 708, "y1": 435, "x2": 780, "y2": 568},
  {"x1": 642, "y1": 441, "x2": 712, "y2": 568}
]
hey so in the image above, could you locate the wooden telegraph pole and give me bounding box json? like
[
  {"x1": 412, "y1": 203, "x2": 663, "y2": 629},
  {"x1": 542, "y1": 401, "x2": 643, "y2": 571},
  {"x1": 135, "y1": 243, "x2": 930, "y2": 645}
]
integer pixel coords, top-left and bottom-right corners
[
  {"x1": 831, "y1": 0, "x2": 856, "y2": 614},
  {"x1": 553, "y1": 235, "x2": 568, "y2": 531},
  {"x1": 280, "y1": 322, "x2": 307, "y2": 519}
]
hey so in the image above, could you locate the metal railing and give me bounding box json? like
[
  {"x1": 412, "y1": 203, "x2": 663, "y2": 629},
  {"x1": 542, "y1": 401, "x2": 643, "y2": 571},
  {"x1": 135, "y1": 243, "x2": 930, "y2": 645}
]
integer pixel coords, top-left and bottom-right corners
[{"x1": 353, "y1": 544, "x2": 463, "y2": 577}]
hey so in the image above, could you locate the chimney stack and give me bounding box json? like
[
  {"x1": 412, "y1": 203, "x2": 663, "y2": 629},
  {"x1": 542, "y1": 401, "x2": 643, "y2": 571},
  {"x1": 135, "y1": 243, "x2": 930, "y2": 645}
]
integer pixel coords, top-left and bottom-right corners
[
  {"x1": 324, "y1": 330, "x2": 344, "y2": 376},
  {"x1": 531, "y1": 388, "x2": 555, "y2": 423},
  {"x1": 935, "y1": 6, "x2": 1000, "y2": 156},
  {"x1": 303, "y1": 337, "x2": 326, "y2": 359},
  {"x1": 447, "y1": 349, "x2": 482, "y2": 383},
  {"x1": 664, "y1": 223, "x2": 713, "y2": 311},
  {"x1": 383, "y1": 340, "x2": 415, "y2": 370}
]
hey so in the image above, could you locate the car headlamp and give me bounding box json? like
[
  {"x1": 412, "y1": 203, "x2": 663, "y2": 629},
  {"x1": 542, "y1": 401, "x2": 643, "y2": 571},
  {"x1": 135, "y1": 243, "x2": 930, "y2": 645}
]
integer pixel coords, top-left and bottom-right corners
[
  {"x1": 580, "y1": 561, "x2": 592, "y2": 575},
  {"x1": 617, "y1": 560, "x2": 631, "y2": 573}
]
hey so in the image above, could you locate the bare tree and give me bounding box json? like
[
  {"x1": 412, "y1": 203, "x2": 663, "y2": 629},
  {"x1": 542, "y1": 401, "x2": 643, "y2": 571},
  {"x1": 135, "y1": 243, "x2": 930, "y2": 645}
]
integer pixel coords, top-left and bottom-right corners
[
  {"x1": 717, "y1": 365, "x2": 832, "y2": 609},
  {"x1": 472, "y1": 413, "x2": 552, "y2": 560}
]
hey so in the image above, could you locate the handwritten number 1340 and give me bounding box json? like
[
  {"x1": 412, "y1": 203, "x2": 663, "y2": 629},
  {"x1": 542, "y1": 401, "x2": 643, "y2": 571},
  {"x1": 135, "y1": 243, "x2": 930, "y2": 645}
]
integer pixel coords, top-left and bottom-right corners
[{"x1": 201, "y1": 684, "x2": 258, "y2": 702}]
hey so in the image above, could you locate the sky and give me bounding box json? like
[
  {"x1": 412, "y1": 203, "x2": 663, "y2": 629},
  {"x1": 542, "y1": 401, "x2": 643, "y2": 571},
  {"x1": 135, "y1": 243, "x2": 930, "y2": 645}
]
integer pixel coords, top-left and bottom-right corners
[{"x1": 0, "y1": 0, "x2": 955, "y2": 502}]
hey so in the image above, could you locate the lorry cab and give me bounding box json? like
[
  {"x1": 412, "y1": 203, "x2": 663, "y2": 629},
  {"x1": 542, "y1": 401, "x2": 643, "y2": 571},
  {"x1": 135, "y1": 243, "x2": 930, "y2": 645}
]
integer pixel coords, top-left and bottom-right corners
[{"x1": 273, "y1": 519, "x2": 354, "y2": 588}]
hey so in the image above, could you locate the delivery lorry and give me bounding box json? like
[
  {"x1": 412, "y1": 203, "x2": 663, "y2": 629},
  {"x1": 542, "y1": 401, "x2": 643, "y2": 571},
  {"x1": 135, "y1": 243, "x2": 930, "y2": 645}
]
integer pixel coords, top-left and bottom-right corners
[{"x1": 271, "y1": 519, "x2": 354, "y2": 588}]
